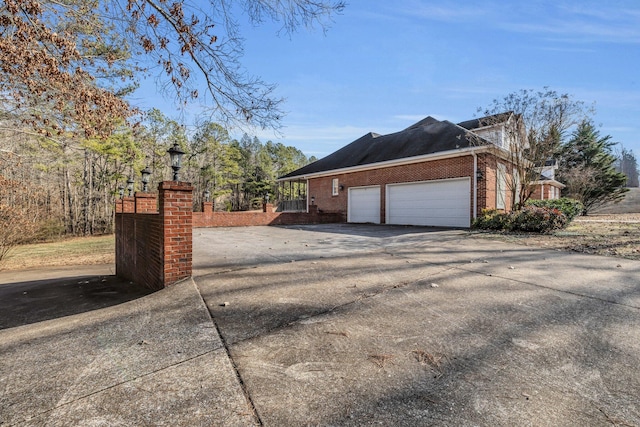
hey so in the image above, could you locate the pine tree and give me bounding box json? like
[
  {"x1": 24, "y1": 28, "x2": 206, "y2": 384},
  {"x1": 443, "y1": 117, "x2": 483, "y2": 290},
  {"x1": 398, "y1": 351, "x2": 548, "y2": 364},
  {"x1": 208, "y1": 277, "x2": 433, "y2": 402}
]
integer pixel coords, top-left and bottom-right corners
[
  {"x1": 616, "y1": 146, "x2": 639, "y2": 187},
  {"x1": 557, "y1": 121, "x2": 628, "y2": 214}
]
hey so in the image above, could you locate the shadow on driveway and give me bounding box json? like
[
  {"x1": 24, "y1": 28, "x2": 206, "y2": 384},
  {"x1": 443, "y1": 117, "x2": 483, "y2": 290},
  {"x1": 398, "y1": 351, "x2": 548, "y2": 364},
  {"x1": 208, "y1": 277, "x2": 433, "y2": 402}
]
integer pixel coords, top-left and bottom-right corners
[
  {"x1": 274, "y1": 223, "x2": 462, "y2": 238},
  {"x1": 0, "y1": 274, "x2": 153, "y2": 330}
]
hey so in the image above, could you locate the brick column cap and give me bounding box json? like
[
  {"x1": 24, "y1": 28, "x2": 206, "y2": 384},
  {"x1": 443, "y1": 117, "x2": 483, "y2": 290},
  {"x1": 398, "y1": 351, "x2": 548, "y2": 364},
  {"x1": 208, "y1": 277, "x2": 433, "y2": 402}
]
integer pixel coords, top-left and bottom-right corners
[
  {"x1": 159, "y1": 181, "x2": 193, "y2": 191},
  {"x1": 134, "y1": 192, "x2": 157, "y2": 199}
]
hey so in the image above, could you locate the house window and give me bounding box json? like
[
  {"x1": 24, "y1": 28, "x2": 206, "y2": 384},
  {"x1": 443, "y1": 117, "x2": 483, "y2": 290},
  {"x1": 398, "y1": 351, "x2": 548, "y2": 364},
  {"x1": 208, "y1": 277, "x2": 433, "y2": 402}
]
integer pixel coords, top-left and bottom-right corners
[
  {"x1": 332, "y1": 178, "x2": 339, "y2": 196},
  {"x1": 496, "y1": 163, "x2": 506, "y2": 209}
]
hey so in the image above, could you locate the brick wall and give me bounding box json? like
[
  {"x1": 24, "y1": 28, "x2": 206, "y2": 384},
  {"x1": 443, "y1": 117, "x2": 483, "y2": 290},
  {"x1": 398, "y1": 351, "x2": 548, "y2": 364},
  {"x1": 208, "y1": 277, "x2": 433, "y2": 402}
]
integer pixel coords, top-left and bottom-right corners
[
  {"x1": 115, "y1": 212, "x2": 163, "y2": 290},
  {"x1": 135, "y1": 192, "x2": 157, "y2": 213},
  {"x1": 192, "y1": 204, "x2": 343, "y2": 227},
  {"x1": 308, "y1": 156, "x2": 476, "y2": 222},
  {"x1": 115, "y1": 183, "x2": 193, "y2": 290},
  {"x1": 529, "y1": 182, "x2": 562, "y2": 201}
]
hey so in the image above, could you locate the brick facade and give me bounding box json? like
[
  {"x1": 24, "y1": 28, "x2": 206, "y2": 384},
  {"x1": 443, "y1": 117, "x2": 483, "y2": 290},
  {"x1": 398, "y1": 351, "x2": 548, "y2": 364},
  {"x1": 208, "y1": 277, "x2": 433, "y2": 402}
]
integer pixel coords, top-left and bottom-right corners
[
  {"x1": 477, "y1": 153, "x2": 516, "y2": 212},
  {"x1": 308, "y1": 155, "x2": 478, "y2": 223},
  {"x1": 530, "y1": 182, "x2": 562, "y2": 201}
]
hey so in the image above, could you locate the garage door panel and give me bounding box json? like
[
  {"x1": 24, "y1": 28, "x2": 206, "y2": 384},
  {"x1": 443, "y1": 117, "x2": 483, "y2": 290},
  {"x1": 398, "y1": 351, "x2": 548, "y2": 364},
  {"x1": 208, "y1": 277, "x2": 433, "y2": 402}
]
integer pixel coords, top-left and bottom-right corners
[
  {"x1": 387, "y1": 179, "x2": 470, "y2": 227},
  {"x1": 348, "y1": 186, "x2": 381, "y2": 224}
]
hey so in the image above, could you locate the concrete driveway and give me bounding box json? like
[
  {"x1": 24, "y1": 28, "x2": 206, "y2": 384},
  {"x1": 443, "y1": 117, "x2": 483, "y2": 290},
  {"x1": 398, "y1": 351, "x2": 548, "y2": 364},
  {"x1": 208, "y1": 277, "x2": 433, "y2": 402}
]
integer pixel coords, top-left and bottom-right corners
[
  {"x1": 2, "y1": 224, "x2": 639, "y2": 426},
  {"x1": 193, "y1": 224, "x2": 640, "y2": 426}
]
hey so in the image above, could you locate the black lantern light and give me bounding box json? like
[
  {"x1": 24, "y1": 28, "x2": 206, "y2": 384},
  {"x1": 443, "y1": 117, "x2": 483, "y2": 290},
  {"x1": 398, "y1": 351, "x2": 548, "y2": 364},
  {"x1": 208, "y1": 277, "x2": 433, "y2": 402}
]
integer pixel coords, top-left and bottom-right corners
[
  {"x1": 203, "y1": 189, "x2": 211, "y2": 202},
  {"x1": 118, "y1": 184, "x2": 125, "y2": 199},
  {"x1": 311, "y1": 196, "x2": 315, "y2": 205},
  {"x1": 140, "y1": 166, "x2": 152, "y2": 192},
  {"x1": 126, "y1": 177, "x2": 135, "y2": 196},
  {"x1": 167, "y1": 143, "x2": 185, "y2": 181}
]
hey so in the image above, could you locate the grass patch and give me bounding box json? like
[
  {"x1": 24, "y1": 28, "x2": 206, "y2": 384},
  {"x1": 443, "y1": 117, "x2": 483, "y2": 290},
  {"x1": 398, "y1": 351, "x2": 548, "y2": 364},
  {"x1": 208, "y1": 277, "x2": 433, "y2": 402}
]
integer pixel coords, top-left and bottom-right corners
[
  {"x1": 1, "y1": 234, "x2": 115, "y2": 271},
  {"x1": 472, "y1": 215, "x2": 640, "y2": 260}
]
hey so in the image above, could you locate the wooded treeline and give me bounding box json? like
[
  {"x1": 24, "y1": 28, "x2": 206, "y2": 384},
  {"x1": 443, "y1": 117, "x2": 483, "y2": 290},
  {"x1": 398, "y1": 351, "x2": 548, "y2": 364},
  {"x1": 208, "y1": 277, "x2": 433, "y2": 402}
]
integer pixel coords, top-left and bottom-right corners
[{"x1": 0, "y1": 109, "x2": 314, "y2": 239}]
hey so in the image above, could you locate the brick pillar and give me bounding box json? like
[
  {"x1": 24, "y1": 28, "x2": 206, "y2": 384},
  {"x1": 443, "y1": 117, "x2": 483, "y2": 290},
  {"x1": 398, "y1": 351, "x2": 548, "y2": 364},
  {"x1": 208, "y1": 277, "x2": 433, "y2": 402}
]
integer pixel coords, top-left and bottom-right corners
[
  {"x1": 115, "y1": 198, "x2": 123, "y2": 213},
  {"x1": 202, "y1": 201, "x2": 213, "y2": 213},
  {"x1": 159, "y1": 181, "x2": 193, "y2": 286},
  {"x1": 122, "y1": 196, "x2": 135, "y2": 213},
  {"x1": 135, "y1": 192, "x2": 157, "y2": 213},
  {"x1": 263, "y1": 203, "x2": 274, "y2": 213}
]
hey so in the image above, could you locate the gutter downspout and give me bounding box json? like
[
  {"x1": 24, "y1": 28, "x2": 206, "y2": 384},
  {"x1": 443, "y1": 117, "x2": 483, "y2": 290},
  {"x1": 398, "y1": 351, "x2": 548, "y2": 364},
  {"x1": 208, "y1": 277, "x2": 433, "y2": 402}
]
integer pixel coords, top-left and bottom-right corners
[{"x1": 472, "y1": 152, "x2": 478, "y2": 220}]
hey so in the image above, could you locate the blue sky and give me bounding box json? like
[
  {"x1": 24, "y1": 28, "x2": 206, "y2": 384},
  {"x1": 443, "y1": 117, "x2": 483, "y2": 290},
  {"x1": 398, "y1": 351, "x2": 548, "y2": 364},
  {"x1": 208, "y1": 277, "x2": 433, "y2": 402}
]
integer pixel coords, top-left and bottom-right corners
[{"x1": 134, "y1": 0, "x2": 640, "y2": 159}]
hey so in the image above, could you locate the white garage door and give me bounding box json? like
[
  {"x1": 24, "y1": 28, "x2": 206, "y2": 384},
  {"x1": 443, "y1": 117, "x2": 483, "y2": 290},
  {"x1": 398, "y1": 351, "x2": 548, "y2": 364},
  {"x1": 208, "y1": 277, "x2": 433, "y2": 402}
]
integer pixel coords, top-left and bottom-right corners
[
  {"x1": 386, "y1": 178, "x2": 470, "y2": 227},
  {"x1": 348, "y1": 186, "x2": 381, "y2": 224}
]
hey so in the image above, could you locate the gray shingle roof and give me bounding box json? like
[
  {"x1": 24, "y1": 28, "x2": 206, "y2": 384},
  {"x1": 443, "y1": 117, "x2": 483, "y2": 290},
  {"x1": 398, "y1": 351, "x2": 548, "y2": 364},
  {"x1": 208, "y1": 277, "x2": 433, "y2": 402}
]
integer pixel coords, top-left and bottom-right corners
[{"x1": 280, "y1": 116, "x2": 489, "y2": 179}]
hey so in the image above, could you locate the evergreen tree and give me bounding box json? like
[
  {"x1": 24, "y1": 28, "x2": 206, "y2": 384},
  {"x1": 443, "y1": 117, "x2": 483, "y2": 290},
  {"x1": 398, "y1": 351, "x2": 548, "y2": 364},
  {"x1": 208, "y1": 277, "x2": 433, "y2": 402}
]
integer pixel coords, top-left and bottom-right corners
[
  {"x1": 557, "y1": 121, "x2": 628, "y2": 214},
  {"x1": 616, "y1": 146, "x2": 639, "y2": 187}
]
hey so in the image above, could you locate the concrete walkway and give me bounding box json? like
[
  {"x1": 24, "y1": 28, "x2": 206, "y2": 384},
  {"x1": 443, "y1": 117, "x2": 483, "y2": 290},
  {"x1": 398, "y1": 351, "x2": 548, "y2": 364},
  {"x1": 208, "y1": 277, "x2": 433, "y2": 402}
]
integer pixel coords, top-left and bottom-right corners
[
  {"x1": 0, "y1": 268, "x2": 256, "y2": 426},
  {"x1": 2, "y1": 224, "x2": 640, "y2": 426}
]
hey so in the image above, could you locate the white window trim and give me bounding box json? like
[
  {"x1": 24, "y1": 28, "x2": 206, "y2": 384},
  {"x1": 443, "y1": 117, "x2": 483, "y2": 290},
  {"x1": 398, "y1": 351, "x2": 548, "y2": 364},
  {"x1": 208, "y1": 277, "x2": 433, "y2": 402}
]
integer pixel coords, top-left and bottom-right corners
[{"x1": 332, "y1": 178, "x2": 339, "y2": 196}]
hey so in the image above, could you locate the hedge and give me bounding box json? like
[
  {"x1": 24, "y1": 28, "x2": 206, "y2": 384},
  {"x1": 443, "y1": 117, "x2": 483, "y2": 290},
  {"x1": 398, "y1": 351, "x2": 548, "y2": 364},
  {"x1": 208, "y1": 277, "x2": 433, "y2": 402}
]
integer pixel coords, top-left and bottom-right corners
[
  {"x1": 473, "y1": 205, "x2": 568, "y2": 233},
  {"x1": 525, "y1": 198, "x2": 583, "y2": 222}
]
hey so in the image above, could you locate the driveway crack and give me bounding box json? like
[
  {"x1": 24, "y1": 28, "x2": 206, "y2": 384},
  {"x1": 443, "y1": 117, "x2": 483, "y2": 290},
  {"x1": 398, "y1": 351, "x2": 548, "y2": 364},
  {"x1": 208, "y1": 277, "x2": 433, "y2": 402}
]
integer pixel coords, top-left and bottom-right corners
[{"x1": 192, "y1": 279, "x2": 264, "y2": 426}]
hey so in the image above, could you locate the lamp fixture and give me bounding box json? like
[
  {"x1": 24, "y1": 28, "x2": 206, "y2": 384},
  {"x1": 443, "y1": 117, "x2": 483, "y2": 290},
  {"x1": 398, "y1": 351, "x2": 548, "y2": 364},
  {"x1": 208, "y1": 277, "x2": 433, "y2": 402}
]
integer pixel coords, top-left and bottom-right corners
[
  {"x1": 126, "y1": 177, "x2": 135, "y2": 196},
  {"x1": 167, "y1": 143, "x2": 185, "y2": 181},
  {"x1": 140, "y1": 166, "x2": 152, "y2": 192}
]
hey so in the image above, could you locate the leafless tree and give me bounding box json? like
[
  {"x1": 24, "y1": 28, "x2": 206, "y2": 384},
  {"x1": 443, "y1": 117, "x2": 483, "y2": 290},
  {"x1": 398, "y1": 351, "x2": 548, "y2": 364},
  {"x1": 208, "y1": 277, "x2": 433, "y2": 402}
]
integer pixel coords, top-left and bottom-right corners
[{"x1": 475, "y1": 88, "x2": 593, "y2": 210}]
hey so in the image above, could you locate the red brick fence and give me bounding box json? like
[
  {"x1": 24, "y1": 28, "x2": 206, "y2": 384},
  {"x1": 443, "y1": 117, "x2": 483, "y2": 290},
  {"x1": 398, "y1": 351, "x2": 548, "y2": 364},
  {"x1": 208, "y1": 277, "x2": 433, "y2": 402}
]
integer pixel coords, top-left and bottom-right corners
[
  {"x1": 192, "y1": 202, "x2": 343, "y2": 227},
  {"x1": 115, "y1": 182, "x2": 343, "y2": 290}
]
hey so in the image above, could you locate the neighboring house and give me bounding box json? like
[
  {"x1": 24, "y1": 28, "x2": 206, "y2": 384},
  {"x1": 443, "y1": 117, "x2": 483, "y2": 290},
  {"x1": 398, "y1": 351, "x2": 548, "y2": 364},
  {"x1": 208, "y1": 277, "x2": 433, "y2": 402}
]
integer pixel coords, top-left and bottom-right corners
[{"x1": 277, "y1": 113, "x2": 557, "y2": 228}]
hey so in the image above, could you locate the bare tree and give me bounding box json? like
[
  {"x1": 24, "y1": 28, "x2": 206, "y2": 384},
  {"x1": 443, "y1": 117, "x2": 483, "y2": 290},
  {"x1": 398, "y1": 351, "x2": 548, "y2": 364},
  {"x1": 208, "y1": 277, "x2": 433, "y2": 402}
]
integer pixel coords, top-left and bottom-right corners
[
  {"x1": 0, "y1": 0, "x2": 345, "y2": 137},
  {"x1": 476, "y1": 88, "x2": 593, "y2": 210}
]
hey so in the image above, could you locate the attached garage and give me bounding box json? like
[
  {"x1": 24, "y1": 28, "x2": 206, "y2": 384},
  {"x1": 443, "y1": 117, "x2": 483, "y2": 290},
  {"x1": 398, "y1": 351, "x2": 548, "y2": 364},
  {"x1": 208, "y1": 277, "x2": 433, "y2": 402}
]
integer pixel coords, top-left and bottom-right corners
[
  {"x1": 386, "y1": 178, "x2": 471, "y2": 227},
  {"x1": 348, "y1": 186, "x2": 381, "y2": 224}
]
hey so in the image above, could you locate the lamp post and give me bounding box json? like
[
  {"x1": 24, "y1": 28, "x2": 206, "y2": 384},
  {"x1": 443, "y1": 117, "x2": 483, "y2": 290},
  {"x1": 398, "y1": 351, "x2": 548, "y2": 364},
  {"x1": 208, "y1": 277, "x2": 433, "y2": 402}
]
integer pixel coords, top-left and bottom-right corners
[
  {"x1": 167, "y1": 143, "x2": 185, "y2": 181},
  {"x1": 118, "y1": 185, "x2": 125, "y2": 199},
  {"x1": 203, "y1": 189, "x2": 211, "y2": 202},
  {"x1": 126, "y1": 177, "x2": 135, "y2": 196},
  {"x1": 140, "y1": 166, "x2": 152, "y2": 192}
]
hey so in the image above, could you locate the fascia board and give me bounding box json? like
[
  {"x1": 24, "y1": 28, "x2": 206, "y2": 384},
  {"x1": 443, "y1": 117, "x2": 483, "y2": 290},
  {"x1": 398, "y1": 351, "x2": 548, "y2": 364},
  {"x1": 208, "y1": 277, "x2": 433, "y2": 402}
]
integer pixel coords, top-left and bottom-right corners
[{"x1": 277, "y1": 146, "x2": 490, "y2": 182}]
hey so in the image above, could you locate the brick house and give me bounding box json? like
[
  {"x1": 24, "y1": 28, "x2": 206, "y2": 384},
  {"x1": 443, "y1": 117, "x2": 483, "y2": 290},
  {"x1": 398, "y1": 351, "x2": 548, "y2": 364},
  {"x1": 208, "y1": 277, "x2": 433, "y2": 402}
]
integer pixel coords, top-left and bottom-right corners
[{"x1": 278, "y1": 113, "x2": 563, "y2": 228}]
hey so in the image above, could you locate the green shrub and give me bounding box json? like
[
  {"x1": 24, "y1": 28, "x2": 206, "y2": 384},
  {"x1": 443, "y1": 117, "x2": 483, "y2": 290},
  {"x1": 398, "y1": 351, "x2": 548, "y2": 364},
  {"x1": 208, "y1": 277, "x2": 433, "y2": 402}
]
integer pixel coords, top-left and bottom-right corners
[
  {"x1": 509, "y1": 205, "x2": 568, "y2": 233},
  {"x1": 473, "y1": 206, "x2": 568, "y2": 233},
  {"x1": 525, "y1": 198, "x2": 583, "y2": 221},
  {"x1": 472, "y1": 209, "x2": 512, "y2": 230}
]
